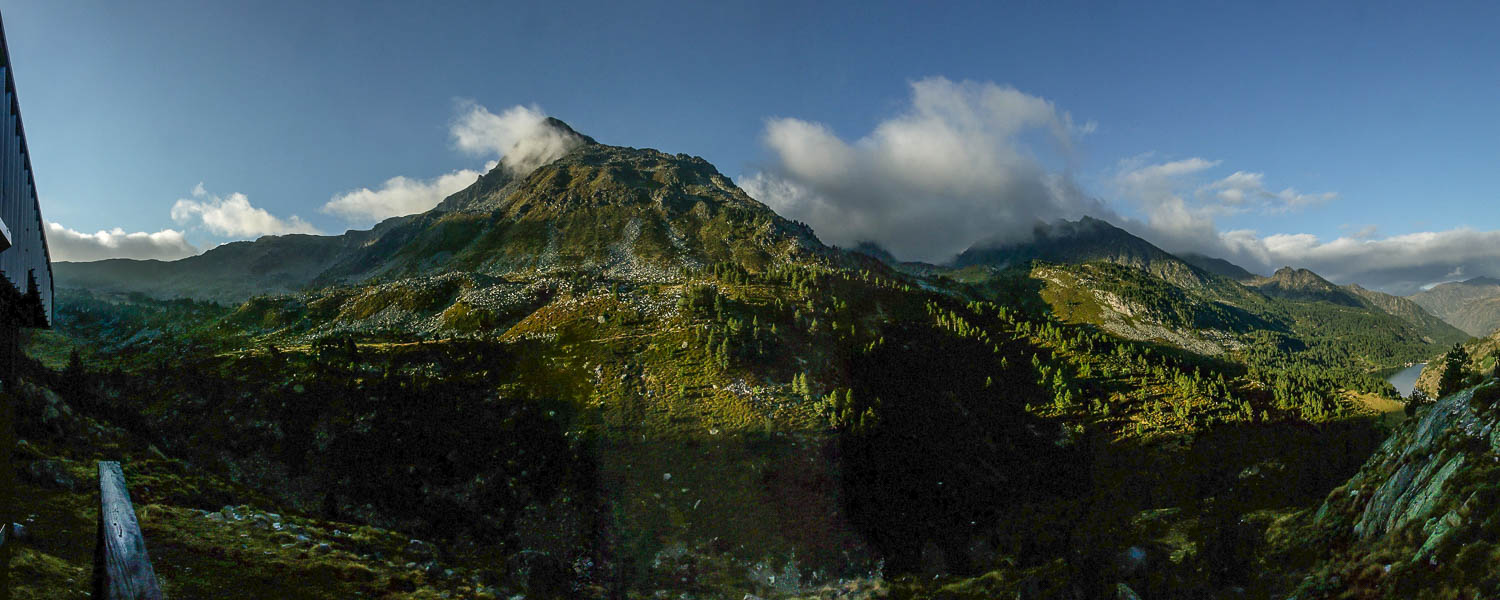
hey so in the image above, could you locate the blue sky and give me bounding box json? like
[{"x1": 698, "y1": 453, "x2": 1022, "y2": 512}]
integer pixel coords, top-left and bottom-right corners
[{"x1": 4, "y1": 1, "x2": 1498, "y2": 293}]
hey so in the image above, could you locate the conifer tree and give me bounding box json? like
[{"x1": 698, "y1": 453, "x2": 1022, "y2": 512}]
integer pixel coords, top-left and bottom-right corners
[{"x1": 1438, "y1": 343, "x2": 1470, "y2": 398}]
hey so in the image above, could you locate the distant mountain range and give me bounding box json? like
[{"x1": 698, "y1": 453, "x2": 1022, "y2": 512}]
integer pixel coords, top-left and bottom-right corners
[
  {"x1": 941, "y1": 218, "x2": 1465, "y2": 354},
  {"x1": 56, "y1": 128, "x2": 1470, "y2": 354},
  {"x1": 957, "y1": 227, "x2": 1491, "y2": 344},
  {"x1": 1409, "y1": 277, "x2": 1500, "y2": 337},
  {"x1": 1243, "y1": 266, "x2": 1466, "y2": 342},
  {"x1": 55, "y1": 144, "x2": 1469, "y2": 362},
  {"x1": 48, "y1": 114, "x2": 1471, "y2": 362}
]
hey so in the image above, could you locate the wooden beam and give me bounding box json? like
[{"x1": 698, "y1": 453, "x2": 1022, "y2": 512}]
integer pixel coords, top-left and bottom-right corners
[{"x1": 92, "y1": 461, "x2": 164, "y2": 600}]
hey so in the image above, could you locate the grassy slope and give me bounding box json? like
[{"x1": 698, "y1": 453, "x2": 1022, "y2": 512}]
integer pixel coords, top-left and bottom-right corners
[{"x1": 1001, "y1": 261, "x2": 1453, "y2": 383}]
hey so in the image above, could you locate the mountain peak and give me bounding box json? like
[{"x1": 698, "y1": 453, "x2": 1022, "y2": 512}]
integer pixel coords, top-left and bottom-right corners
[
  {"x1": 538, "y1": 117, "x2": 597, "y2": 146},
  {"x1": 1030, "y1": 215, "x2": 1117, "y2": 240},
  {"x1": 493, "y1": 116, "x2": 597, "y2": 176},
  {"x1": 954, "y1": 216, "x2": 1143, "y2": 266},
  {"x1": 850, "y1": 241, "x2": 898, "y2": 264},
  {"x1": 950, "y1": 216, "x2": 1220, "y2": 290},
  {"x1": 1250, "y1": 265, "x2": 1364, "y2": 306},
  {"x1": 1268, "y1": 266, "x2": 1327, "y2": 283},
  {"x1": 431, "y1": 116, "x2": 601, "y2": 211}
]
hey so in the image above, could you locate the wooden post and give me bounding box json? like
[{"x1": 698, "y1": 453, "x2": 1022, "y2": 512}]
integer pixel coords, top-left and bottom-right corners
[{"x1": 92, "y1": 461, "x2": 164, "y2": 600}]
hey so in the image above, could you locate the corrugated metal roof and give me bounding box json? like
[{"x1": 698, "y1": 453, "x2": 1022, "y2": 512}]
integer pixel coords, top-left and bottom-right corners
[{"x1": 0, "y1": 9, "x2": 54, "y2": 327}]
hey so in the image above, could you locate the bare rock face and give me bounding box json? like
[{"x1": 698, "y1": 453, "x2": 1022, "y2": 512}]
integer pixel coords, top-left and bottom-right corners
[
  {"x1": 1346, "y1": 385, "x2": 1489, "y2": 541},
  {"x1": 1304, "y1": 381, "x2": 1500, "y2": 589}
]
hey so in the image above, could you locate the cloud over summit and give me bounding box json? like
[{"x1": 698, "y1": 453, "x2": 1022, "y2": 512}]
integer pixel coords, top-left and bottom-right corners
[
  {"x1": 739, "y1": 78, "x2": 1500, "y2": 295},
  {"x1": 742, "y1": 77, "x2": 1109, "y2": 264},
  {"x1": 451, "y1": 102, "x2": 586, "y2": 176},
  {"x1": 172, "y1": 183, "x2": 320, "y2": 238},
  {"x1": 323, "y1": 102, "x2": 585, "y2": 224}
]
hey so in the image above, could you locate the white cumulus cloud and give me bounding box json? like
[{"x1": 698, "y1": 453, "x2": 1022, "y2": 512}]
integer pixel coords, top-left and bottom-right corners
[
  {"x1": 46, "y1": 222, "x2": 199, "y2": 262},
  {"x1": 1111, "y1": 156, "x2": 1345, "y2": 256},
  {"x1": 1201, "y1": 170, "x2": 1336, "y2": 214},
  {"x1": 171, "y1": 183, "x2": 320, "y2": 238},
  {"x1": 1109, "y1": 156, "x2": 1500, "y2": 294},
  {"x1": 1235, "y1": 228, "x2": 1500, "y2": 295},
  {"x1": 1111, "y1": 156, "x2": 1227, "y2": 252},
  {"x1": 741, "y1": 77, "x2": 1110, "y2": 263},
  {"x1": 323, "y1": 166, "x2": 493, "y2": 223}
]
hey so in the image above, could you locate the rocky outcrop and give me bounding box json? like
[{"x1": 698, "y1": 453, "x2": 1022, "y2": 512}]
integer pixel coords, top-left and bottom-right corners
[
  {"x1": 1294, "y1": 382, "x2": 1500, "y2": 596},
  {"x1": 1345, "y1": 385, "x2": 1490, "y2": 542}
]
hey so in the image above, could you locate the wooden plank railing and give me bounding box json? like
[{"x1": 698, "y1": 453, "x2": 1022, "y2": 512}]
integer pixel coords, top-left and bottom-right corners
[{"x1": 92, "y1": 461, "x2": 164, "y2": 600}]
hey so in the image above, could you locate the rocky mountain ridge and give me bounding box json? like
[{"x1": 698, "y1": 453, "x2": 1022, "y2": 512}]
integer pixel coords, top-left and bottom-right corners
[
  {"x1": 1248, "y1": 266, "x2": 1362, "y2": 306},
  {"x1": 1178, "y1": 252, "x2": 1258, "y2": 281},
  {"x1": 55, "y1": 118, "x2": 829, "y2": 304},
  {"x1": 945, "y1": 225, "x2": 1464, "y2": 355}
]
